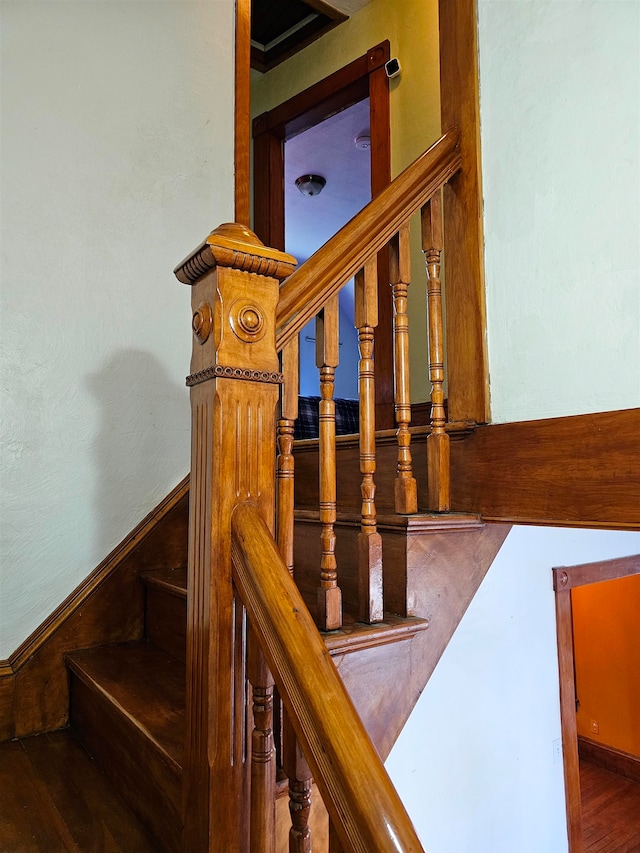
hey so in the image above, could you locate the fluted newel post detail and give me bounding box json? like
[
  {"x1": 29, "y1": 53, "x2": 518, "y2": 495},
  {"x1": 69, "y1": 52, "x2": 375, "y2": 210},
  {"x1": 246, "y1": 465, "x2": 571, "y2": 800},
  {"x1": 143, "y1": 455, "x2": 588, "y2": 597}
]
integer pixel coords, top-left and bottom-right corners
[
  {"x1": 248, "y1": 630, "x2": 276, "y2": 853},
  {"x1": 316, "y1": 294, "x2": 342, "y2": 631},
  {"x1": 355, "y1": 256, "x2": 384, "y2": 624},
  {"x1": 390, "y1": 223, "x2": 418, "y2": 514},
  {"x1": 422, "y1": 193, "x2": 450, "y2": 511},
  {"x1": 278, "y1": 338, "x2": 299, "y2": 577},
  {"x1": 174, "y1": 223, "x2": 297, "y2": 852},
  {"x1": 283, "y1": 715, "x2": 313, "y2": 853}
]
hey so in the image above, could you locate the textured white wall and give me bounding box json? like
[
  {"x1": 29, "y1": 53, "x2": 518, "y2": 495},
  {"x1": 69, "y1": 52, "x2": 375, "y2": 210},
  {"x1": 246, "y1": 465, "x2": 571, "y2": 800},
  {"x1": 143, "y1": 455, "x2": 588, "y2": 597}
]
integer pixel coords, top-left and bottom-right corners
[
  {"x1": 478, "y1": 1, "x2": 640, "y2": 422},
  {"x1": 0, "y1": 0, "x2": 234, "y2": 658},
  {"x1": 386, "y1": 525, "x2": 640, "y2": 853}
]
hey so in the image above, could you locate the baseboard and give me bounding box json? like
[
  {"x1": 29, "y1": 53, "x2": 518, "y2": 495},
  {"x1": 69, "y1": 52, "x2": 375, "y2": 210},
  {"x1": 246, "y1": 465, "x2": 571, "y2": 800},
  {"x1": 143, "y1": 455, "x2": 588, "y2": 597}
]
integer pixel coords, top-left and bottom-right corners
[
  {"x1": 1, "y1": 475, "x2": 189, "y2": 740},
  {"x1": 578, "y1": 735, "x2": 640, "y2": 783}
]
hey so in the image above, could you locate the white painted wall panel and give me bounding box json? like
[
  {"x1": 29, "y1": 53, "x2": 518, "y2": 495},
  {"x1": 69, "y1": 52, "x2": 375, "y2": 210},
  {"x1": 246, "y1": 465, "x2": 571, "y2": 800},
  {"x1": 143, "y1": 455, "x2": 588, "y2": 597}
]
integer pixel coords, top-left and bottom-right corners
[{"x1": 387, "y1": 526, "x2": 640, "y2": 853}]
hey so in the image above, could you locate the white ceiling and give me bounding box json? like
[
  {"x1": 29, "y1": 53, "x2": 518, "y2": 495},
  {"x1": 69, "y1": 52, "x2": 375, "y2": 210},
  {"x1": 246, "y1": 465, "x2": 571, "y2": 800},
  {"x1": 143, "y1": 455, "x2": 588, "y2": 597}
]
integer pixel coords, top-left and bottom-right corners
[{"x1": 284, "y1": 98, "x2": 371, "y2": 265}]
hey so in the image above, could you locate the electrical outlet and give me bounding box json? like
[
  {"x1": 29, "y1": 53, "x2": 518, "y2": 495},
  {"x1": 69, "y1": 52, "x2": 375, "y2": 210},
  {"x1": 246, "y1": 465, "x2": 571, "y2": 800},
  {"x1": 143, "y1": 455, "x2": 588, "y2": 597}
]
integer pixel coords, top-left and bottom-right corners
[
  {"x1": 553, "y1": 738, "x2": 562, "y2": 764},
  {"x1": 591, "y1": 720, "x2": 599, "y2": 734}
]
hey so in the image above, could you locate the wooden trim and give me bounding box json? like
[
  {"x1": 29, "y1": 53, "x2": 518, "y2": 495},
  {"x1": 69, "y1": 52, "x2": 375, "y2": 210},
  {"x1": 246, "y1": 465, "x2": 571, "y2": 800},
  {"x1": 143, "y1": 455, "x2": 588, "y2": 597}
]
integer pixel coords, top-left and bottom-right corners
[
  {"x1": 0, "y1": 671, "x2": 15, "y2": 742},
  {"x1": 252, "y1": 44, "x2": 387, "y2": 139},
  {"x1": 553, "y1": 554, "x2": 640, "y2": 591},
  {"x1": 235, "y1": 0, "x2": 251, "y2": 225},
  {"x1": 450, "y1": 408, "x2": 640, "y2": 529},
  {"x1": 438, "y1": 0, "x2": 490, "y2": 424},
  {"x1": 578, "y1": 736, "x2": 640, "y2": 784},
  {"x1": 556, "y1": 588, "x2": 584, "y2": 853},
  {"x1": 8, "y1": 475, "x2": 190, "y2": 675},
  {"x1": 554, "y1": 552, "x2": 640, "y2": 852}
]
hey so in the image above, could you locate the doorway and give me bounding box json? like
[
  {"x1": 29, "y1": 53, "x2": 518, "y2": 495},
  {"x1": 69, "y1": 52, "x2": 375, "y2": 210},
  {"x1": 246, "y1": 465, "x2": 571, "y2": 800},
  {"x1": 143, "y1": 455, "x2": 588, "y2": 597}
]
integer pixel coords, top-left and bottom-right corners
[
  {"x1": 252, "y1": 41, "x2": 395, "y2": 426},
  {"x1": 553, "y1": 554, "x2": 640, "y2": 852}
]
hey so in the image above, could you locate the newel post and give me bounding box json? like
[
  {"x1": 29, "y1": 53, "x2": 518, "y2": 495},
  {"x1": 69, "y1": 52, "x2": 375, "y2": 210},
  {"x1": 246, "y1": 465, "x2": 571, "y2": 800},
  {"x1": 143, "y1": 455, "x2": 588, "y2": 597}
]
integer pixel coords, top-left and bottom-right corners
[{"x1": 174, "y1": 224, "x2": 296, "y2": 852}]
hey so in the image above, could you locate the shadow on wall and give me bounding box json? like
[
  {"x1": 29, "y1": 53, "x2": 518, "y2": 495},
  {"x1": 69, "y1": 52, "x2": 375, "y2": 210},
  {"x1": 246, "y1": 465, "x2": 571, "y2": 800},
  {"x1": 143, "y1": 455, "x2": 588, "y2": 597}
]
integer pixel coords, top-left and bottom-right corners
[{"x1": 86, "y1": 349, "x2": 189, "y2": 557}]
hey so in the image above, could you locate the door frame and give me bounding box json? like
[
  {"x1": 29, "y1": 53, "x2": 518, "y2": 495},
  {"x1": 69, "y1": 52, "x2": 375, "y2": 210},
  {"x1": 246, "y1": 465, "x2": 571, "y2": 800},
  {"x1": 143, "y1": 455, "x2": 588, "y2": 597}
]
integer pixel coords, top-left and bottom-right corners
[
  {"x1": 251, "y1": 42, "x2": 394, "y2": 424},
  {"x1": 553, "y1": 553, "x2": 640, "y2": 853}
]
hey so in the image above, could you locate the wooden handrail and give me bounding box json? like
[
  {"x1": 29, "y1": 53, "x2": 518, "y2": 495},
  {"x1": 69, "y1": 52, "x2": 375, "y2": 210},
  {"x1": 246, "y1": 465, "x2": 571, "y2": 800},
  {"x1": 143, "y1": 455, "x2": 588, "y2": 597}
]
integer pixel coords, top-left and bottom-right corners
[
  {"x1": 275, "y1": 128, "x2": 461, "y2": 351},
  {"x1": 231, "y1": 502, "x2": 425, "y2": 853}
]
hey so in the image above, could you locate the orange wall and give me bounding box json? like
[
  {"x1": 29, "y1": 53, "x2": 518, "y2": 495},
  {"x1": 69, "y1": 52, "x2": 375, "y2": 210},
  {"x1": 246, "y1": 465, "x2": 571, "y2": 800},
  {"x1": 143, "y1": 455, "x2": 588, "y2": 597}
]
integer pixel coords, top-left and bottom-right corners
[{"x1": 572, "y1": 574, "x2": 640, "y2": 756}]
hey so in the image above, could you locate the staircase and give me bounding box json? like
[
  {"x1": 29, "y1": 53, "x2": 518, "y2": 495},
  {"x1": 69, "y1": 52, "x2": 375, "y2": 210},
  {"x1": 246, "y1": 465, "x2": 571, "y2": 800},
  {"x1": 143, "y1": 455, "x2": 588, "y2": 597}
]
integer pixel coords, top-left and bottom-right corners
[{"x1": 58, "y1": 439, "x2": 506, "y2": 851}]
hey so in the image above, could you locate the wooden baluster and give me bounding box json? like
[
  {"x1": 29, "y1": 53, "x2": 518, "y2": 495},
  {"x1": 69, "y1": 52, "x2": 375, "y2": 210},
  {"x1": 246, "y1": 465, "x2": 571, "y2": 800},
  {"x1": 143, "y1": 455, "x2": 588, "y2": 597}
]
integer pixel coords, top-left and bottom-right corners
[
  {"x1": 278, "y1": 337, "x2": 299, "y2": 577},
  {"x1": 316, "y1": 295, "x2": 342, "y2": 631},
  {"x1": 390, "y1": 223, "x2": 418, "y2": 514},
  {"x1": 283, "y1": 715, "x2": 313, "y2": 853},
  {"x1": 355, "y1": 257, "x2": 384, "y2": 624},
  {"x1": 422, "y1": 191, "x2": 450, "y2": 511},
  {"x1": 248, "y1": 628, "x2": 276, "y2": 853}
]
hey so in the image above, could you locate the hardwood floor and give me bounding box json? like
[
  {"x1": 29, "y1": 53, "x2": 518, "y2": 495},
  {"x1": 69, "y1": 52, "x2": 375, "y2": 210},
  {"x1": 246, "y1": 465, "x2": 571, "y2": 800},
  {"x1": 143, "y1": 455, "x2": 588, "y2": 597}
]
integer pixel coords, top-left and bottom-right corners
[
  {"x1": 581, "y1": 759, "x2": 640, "y2": 852},
  {"x1": 0, "y1": 730, "x2": 156, "y2": 852}
]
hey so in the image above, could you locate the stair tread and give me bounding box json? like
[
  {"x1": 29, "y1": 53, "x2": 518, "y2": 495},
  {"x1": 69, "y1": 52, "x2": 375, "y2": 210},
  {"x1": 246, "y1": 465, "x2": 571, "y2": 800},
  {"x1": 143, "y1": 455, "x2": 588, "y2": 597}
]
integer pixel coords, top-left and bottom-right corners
[
  {"x1": 142, "y1": 567, "x2": 187, "y2": 598},
  {"x1": 295, "y1": 509, "x2": 483, "y2": 531},
  {"x1": 323, "y1": 613, "x2": 429, "y2": 655},
  {"x1": 67, "y1": 641, "x2": 185, "y2": 772}
]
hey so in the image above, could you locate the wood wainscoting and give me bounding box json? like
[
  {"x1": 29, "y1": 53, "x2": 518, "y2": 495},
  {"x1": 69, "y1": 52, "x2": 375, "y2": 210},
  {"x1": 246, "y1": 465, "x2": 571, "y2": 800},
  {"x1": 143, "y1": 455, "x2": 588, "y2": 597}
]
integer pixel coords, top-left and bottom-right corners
[
  {"x1": 450, "y1": 408, "x2": 640, "y2": 530},
  {"x1": 0, "y1": 476, "x2": 189, "y2": 741}
]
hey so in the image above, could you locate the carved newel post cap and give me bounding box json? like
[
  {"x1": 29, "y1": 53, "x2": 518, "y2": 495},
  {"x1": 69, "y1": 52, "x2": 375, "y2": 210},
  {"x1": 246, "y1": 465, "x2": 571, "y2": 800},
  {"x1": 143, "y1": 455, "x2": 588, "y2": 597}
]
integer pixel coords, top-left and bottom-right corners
[{"x1": 174, "y1": 222, "x2": 297, "y2": 285}]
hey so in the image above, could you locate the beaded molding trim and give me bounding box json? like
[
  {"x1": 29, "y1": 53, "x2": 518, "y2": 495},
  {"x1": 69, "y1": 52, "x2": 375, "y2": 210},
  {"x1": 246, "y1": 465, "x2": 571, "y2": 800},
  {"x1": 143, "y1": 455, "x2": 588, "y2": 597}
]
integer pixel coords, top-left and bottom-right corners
[{"x1": 186, "y1": 365, "x2": 284, "y2": 387}]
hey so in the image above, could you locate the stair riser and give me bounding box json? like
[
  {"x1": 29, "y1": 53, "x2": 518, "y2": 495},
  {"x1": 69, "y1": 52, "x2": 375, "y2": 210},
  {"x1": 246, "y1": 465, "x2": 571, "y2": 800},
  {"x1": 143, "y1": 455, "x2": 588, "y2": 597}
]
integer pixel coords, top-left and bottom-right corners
[
  {"x1": 145, "y1": 586, "x2": 186, "y2": 664},
  {"x1": 69, "y1": 674, "x2": 182, "y2": 853}
]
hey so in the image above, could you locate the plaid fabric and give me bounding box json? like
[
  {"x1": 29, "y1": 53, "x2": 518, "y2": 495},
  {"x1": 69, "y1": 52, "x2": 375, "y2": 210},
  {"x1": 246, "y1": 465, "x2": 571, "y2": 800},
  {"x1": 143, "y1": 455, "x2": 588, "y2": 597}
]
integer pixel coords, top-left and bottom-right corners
[{"x1": 293, "y1": 396, "x2": 359, "y2": 440}]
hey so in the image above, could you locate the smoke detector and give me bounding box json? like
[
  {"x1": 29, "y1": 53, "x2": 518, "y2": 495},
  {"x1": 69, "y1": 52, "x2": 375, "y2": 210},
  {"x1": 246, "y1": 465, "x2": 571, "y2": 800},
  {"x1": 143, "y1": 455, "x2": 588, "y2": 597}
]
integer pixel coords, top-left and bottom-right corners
[{"x1": 354, "y1": 134, "x2": 371, "y2": 150}]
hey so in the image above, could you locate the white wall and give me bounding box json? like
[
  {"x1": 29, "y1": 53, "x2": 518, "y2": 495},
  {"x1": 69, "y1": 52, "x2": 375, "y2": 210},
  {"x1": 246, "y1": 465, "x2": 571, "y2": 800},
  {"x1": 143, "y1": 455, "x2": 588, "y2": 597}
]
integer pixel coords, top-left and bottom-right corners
[
  {"x1": 386, "y1": 526, "x2": 640, "y2": 853},
  {"x1": 478, "y1": 1, "x2": 640, "y2": 422},
  {"x1": 0, "y1": 0, "x2": 234, "y2": 658}
]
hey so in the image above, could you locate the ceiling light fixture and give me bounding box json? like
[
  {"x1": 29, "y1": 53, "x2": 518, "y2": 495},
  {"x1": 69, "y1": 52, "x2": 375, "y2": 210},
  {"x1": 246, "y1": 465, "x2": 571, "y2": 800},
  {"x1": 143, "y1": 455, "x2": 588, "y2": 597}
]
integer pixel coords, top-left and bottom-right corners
[{"x1": 295, "y1": 174, "x2": 326, "y2": 197}]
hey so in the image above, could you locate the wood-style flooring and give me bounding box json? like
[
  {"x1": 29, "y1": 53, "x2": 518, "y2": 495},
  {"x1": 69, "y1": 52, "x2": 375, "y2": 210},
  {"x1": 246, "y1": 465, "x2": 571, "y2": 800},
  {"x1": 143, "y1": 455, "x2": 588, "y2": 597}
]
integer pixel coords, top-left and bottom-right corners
[
  {"x1": 581, "y1": 759, "x2": 640, "y2": 852},
  {"x1": 0, "y1": 730, "x2": 156, "y2": 852}
]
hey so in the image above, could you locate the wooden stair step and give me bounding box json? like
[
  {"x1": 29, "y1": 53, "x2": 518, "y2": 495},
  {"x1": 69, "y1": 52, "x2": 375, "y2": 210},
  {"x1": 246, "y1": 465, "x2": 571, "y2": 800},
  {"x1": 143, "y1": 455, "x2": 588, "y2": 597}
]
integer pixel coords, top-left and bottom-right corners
[
  {"x1": 67, "y1": 641, "x2": 185, "y2": 852},
  {"x1": 322, "y1": 613, "x2": 429, "y2": 656},
  {"x1": 0, "y1": 731, "x2": 157, "y2": 852},
  {"x1": 142, "y1": 568, "x2": 187, "y2": 663}
]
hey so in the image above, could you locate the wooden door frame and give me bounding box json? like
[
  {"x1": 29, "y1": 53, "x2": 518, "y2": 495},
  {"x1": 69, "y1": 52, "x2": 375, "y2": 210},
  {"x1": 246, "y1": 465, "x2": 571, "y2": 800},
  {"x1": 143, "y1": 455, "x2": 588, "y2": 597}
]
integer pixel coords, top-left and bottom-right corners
[
  {"x1": 251, "y1": 41, "x2": 394, "y2": 426},
  {"x1": 553, "y1": 553, "x2": 640, "y2": 853}
]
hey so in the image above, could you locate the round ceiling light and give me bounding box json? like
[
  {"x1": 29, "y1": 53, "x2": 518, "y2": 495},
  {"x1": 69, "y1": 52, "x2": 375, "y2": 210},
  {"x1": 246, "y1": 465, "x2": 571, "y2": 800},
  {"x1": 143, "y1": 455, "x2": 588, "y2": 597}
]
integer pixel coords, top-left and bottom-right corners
[{"x1": 295, "y1": 174, "x2": 326, "y2": 197}]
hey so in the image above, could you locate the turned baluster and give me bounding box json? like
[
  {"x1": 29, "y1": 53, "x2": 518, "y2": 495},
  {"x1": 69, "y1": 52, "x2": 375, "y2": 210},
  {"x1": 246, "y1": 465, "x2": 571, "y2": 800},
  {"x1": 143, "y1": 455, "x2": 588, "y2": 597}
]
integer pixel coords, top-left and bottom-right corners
[
  {"x1": 277, "y1": 337, "x2": 299, "y2": 577},
  {"x1": 248, "y1": 628, "x2": 276, "y2": 853},
  {"x1": 316, "y1": 294, "x2": 342, "y2": 631},
  {"x1": 283, "y1": 715, "x2": 313, "y2": 853},
  {"x1": 355, "y1": 256, "x2": 383, "y2": 623},
  {"x1": 422, "y1": 191, "x2": 450, "y2": 511},
  {"x1": 390, "y1": 222, "x2": 418, "y2": 514}
]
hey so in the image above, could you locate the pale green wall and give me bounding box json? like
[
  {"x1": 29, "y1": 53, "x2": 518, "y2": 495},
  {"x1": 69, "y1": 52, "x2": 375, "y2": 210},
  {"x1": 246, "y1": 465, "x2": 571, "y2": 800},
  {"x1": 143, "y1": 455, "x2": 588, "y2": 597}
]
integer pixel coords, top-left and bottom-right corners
[
  {"x1": 478, "y1": 0, "x2": 640, "y2": 422},
  {"x1": 0, "y1": 0, "x2": 235, "y2": 658},
  {"x1": 252, "y1": 0, "x2": 441, "y2": 400}
]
